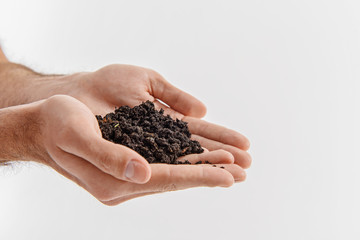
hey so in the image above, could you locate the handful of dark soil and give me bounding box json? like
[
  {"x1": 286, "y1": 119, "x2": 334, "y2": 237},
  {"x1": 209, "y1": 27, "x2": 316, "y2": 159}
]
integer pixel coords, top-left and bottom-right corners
[{"x1": 96, "y1": 101, "x2": 204, "y2": 164}]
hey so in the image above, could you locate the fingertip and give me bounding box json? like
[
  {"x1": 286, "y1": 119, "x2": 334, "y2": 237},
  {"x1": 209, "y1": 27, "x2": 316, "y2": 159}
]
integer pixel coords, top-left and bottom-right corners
[
  {"x1": 242, "y1": 137, "x2": 251, "y2": 151},
  {"x1": 189, "y1": 100, "x2": 207, "y2": 118},
  {"x1": 143, "y1": 161, "x2": 152, "y2": 183},
  {"x1": 241, "y1": 151, "x2": 252, "y2": 169},
  {"x1": 221, "y1": 174, "x2": 235, "y2": 187},
  {"x1": 217, "y1": 149, "x2": 235, "y2": 164},
  {"x1": 208, "y1": 166, "x2": 235, "y2": 188},
  {"x1": 231, "y1": 133, "x2": 251, "y2": 150},
  {"x1": 125, "y1": 159, "x2": 152, "y2": 184},
  {"x1": 215, "y1": 164, "x2": 246, "y2": 184},
  {"x1": 139, "y1": 159, "x2": 152, "y2": 183},
  {"x1": 207, "y1": 149, "x2": 235, "y2": 164},
  {"x1": 235, "y1": 169, "x2": 247, "y2": 182},
  {"x1": 94, "y1": 138, "x2": 152, "y2": 183}
]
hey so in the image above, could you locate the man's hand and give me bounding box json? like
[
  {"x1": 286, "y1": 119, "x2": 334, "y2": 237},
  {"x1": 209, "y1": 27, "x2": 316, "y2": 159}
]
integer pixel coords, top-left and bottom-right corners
[
  {"x1": 22, "y1": 64, "x2": 251, "y2": 169},
  {"x1": 0, "y1": 95, "x2": 246, "y2": 205},
  {"x1": 85, "y1": 65, "x2": 252, "y2": 168},
  {"x1": 0, "y1": 62, "x2": 251, "y2": 169}
]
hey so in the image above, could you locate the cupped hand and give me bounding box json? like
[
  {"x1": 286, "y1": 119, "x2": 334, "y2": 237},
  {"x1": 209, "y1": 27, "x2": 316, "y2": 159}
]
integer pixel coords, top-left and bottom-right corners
[
  {"x1": 35, "y1": 95, "x2": 245, "y2": 205},
  {"x1": 52, "y1": 64, "x2": 251, "y2": 168}
]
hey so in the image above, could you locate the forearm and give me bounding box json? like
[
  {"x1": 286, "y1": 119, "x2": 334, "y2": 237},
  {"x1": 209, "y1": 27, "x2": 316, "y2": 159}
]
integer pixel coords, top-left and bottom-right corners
[
  {"x1": 0, "y1": 60, "x2": 83, "y2": 108},
  {"x1": 0, "y1": 46, "x2": 78, "y2": 108},
  {"x1": 0, "y1": 102, "x2": 45, "y2": 165}
]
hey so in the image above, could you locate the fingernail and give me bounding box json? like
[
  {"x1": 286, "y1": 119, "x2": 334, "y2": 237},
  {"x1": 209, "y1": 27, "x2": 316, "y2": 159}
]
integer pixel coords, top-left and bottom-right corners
[{"x1": 125, "y1": 160, "x2": 149, "y2": 183}]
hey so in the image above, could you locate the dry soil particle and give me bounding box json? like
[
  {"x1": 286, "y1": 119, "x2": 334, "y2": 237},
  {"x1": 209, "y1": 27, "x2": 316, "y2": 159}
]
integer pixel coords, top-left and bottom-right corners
[{"x1": 96, "y1": 101, "x2": 205, "y2": 164}]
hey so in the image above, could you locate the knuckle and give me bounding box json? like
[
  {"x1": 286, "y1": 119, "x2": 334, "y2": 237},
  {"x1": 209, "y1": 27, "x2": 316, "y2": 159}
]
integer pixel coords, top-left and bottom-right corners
[
  {"x1": 44, "y1": 95, "x2": 73, "y2": 107},
  {"x1": 95, "y1": 64, "x2": 121, "y2": 81},
  {"x1": 130, "y1": 67, "x2": 150, "y2": 82},
  {"x1": 161, "y1": 183, "x2": 178, "y2": 192},
  {"x1": 146, "y1": 68, "x2": 163, "y2": 79},
  {"x1": 95, "y1": 150, "x2": 127, "y2": 178},
  {"x1": 158, "y1": 167, "x2": 178, "y2": 192},
  {"x1": 96, "y1": 64, "x2": 151, "y2": 86},
  {"x1": 146, "y1": 68, "x2": 159, "y2": 77},
  {"x1": 96, "y1": 151, "x2": 115, "y2": 174},
  {"x1": 97, "y1": 64, "x2": 120, "y2": 73}
]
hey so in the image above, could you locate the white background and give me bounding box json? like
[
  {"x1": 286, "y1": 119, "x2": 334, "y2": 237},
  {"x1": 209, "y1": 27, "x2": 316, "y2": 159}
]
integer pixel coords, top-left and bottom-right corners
[{"x1": 0, "y1": 0, "x2": 359, "y2": 239}]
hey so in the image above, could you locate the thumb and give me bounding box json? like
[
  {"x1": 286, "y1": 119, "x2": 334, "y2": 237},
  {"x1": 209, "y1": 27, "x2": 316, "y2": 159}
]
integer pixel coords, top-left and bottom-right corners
[
  {"x1": 148, "y1": 70, "x2": 207, "y2": 118},
  {"x1": 59, "y1": 135, "x2": 152, "y2": 184}
]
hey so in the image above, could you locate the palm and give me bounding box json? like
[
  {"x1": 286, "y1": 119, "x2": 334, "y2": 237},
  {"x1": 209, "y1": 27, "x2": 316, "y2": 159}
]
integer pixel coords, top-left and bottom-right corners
[
  {"x1": 75, "y1": 64, "x2": 203, "y2": 117},
  {"x1": 42, "y1": 95, "x2": 245, "y2": 205},
  {"x1": 42, "y1": 63, "x2": 252, "y2": 205},
  {"x1": 72, "y1": 64, "x2": 251, "y2": 169}
]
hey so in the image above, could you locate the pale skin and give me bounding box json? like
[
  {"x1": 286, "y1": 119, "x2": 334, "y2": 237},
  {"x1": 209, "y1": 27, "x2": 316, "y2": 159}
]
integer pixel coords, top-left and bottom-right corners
[{"x1": 0, "y1": 47, "x2": 251, "y2": 205}]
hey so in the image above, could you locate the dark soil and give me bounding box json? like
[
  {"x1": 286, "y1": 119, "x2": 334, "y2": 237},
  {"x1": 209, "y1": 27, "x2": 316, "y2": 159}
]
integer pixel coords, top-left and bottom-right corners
[{"x1": 96, "y1": 101, "x2": 207, "y2": 164}]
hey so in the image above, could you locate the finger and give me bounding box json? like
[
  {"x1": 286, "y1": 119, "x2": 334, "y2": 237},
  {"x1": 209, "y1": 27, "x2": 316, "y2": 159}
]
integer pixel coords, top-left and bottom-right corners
[
  {"x1": 125, "y1": 164, "x2": 237, "y2": 195},
  {"x1": 177, "y1": 149, "x2": 234, "y2": 164},
  {"x1": 47, "y1": 147, "x2": 126, "y2": 201},
  {"x1": 102, "y1": 163, "x2": 246, "y2": 206},
  {"x1": 148, "y1": 70, "x2": 207, "y2": 118},
  {"x1": 57, "y1": 128, "x2": 151, "y2": 184},
  {"x1": 101, "y1": 162, "x2": 244, "y2": 206},
  {"x1": 50, "y1": 148, "x2": 238, "y2": 202},
  {"x1": 191, "y1": 135, "x2": 252, "y2": 169},
  {"x1": 152, "y1": 99, "x2": 185, "y2": 120},
  {"x1": 210, "y1": 164, "x2": 246, "y2": 182},
  {"x1": 184, "y1": 116, "x2": 250, "y2": 150}
]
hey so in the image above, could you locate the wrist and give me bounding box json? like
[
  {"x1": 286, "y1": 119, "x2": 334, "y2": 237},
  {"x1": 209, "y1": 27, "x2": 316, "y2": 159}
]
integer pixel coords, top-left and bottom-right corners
[{"x1": 0, "y1": 101, "x2": 47, "y2": 165}]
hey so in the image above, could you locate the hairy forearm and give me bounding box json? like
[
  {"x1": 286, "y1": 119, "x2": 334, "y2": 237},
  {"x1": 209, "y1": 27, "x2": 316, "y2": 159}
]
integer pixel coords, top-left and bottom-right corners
[
  {"x1": 0, "y1": 60, "x2": 83, "y2": 108},
  {"x1": 0, "y1": 102, "x2": 45, "y2": 165},
  {"x1": 0, "y1": 47, "x2": 43, "y2": 107}
]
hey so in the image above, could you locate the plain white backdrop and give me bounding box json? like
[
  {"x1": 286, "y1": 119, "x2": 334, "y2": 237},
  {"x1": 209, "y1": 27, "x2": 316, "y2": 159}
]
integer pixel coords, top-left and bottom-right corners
[{"x1": 0, "y1": 0, "x2": 359, "y2": 239}]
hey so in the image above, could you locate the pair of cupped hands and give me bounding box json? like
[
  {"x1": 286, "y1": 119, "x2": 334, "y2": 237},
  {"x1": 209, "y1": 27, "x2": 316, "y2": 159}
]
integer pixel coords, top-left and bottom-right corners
[{"x1": 15, "y1": 64, "x2": 251, "y2": 205}]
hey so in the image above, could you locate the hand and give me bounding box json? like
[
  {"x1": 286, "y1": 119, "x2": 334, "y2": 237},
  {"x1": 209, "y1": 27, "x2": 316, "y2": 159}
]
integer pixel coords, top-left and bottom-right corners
[
  {"x1": 28, "y1": 95, "x2": 245, "y2": 205},
  {"x1": 36, "y1": 64, "x2": 251, "y2": 169}
]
